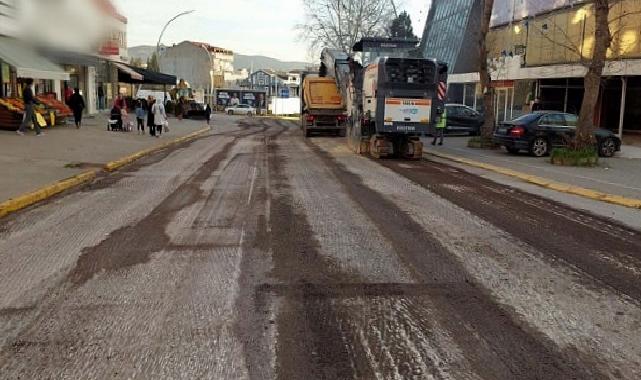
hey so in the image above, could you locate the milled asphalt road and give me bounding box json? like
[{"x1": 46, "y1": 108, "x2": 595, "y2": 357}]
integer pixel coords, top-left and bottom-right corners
[{"x1": 1, "y1": 115, "x2": 640, "y2": 379}]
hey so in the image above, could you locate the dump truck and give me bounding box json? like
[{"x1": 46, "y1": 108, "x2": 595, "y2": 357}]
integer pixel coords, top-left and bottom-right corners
[
  {"x1": 320, "y1": 38, "x2": 448, "y2": 159},
  {"x1": 300, "y1": 75, "x2": 347, "y2": 138}
]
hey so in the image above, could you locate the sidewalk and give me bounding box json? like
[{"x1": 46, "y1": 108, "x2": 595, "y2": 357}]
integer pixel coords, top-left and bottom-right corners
[
  {"x1": 0, "y1": 114, "x2": 208, "y2": 203},
  {"x1": 421, "y1": 136, "x2": 641, "y2": 200}
]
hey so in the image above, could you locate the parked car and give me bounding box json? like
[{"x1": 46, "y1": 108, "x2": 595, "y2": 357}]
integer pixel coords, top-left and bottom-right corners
[
  {"x1": 184, "y1": 101, "x2": 207, "y2": 119},
  {"x1": 445, "y1": 103, "x2": 484, "y2": 135},
  {"x1": 226, "y1": 104, "x2": 255, "y2": 116},
  {"x1": 493, "y1": 111, "x2": 621, "y2": 157}
]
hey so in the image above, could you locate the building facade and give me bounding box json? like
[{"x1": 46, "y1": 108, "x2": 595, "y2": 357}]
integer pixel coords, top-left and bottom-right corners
[
  {"x1": 248, "y1": 70, "x2": 301, "y2": 98},
  {"x1": 423, "y1": 0, "x2": 641, "y2": 140},
  {"x1": 0, "y1": 0, "x2": 127, "y2": 114},
  {"x1": 159, "y1": 41, "x2": 235, "y2": 102}
]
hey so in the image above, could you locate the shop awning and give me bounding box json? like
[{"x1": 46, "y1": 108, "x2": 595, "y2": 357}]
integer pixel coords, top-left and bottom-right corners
[
  {"x1": 114, "y1": 62, "x2": 144, "y2": 81},
  {"x1": 0, "y1": 36, "x2": 69, "y2": 81},
  {"x1": 129, "y1": 67, "x2": 177, "y2": 85},
  {"x1": 41, "y1": 49, "x2": 102, "y2": 67}
]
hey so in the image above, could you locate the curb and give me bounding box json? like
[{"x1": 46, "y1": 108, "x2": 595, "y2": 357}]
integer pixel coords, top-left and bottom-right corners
[
  {"x1": 425, "y1": 151, "x2": 641, "y2": 210},
  {"x1": 260, "y1": 115, "x2": 300, "y2": 121},
  {"x1": 0, "y1": 171, "x2": 98, "y2": 218},
  {"x1": 104, "y1": 128, "x2": 210, "y2": 172},
  {"x1": 0, "y1": 128, "x2": 210, "y2": 219}
]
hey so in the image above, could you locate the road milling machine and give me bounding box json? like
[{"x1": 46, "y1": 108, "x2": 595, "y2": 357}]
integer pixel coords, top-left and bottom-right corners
[{"x1": 320, "y1": 37, "x2": 448, "y2": 159}]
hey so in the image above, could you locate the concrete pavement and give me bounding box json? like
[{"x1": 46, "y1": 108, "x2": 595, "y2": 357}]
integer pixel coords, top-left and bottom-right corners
[
  {"x1": 0, "y1": 113, "x2": 209, "y2": 203},
  {"x1": 0, "y1": 117, "x2": 640, "y2": 378},
  {"x1": 422, "y1": 136, "x2": 641, "y2": 199}
]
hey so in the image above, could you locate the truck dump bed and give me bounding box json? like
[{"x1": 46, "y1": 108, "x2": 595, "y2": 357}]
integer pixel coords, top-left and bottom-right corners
[{"x1": 302, "y1": 77, "x2": 344, "y2": 111}]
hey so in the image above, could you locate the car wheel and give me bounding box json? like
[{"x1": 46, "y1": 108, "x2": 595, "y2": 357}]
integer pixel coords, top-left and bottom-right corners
[
  {"x1": 598, "y1": 137, "x2": 616, "y2": 157},
  {"x1": 506, "y1": 146, "x2": 520, "y2": 154},
  {"x1": 247, "y1": 112, "x2": 253, "y2": 117},
  {"x1": 228, "y1": 110, "x2": 234, "y2": 115},
  {"x1": 529, "y1": 137, "x2": 549, "y2": 157}
]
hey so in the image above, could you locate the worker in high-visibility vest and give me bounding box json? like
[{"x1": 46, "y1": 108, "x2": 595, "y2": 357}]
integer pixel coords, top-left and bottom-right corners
[{"x1": 432, "y1": 109, "x2": 447, "y2": 146}]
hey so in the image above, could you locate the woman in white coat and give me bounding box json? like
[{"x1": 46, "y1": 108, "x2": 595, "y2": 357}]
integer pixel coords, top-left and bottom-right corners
[{"x1": 152, "y1": 99, "x2": 167, "y2": 137}]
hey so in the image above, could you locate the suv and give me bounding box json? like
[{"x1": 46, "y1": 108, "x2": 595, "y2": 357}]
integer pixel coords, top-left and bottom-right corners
[
  {"x1": 226, "y1": 104, "x2": 256, "y2": 116},
  {"x1": 445, "y1": 104, "x2": 484, "y2": 135}
]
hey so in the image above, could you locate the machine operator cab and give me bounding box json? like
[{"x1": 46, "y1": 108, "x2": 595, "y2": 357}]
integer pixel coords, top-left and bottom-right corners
[{"x1": 352, "y1": 37, "x2": 448, "y2": 137}]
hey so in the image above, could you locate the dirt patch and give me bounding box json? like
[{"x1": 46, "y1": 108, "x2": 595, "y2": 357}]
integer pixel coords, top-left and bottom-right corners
[
  {"x1": 67, "y1": 137, "x2": 236, "y2": 286},
  {"x1": 64, "y1": 162, "x2": 104, "y2": 169}
]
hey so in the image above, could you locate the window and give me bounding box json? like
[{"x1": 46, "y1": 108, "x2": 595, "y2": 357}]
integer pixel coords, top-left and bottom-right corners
[
  {"x1": 446, "y1": 106, "x2": 461, "y2": 117},
  {"x1": 564, "y1": 114, "x2": 578, "y2": 127},
  {"x1": 461, "y1": 107, "x2": 477, "y2": 117},
  {"x1": 539, "y1": 113, "x2": 565, "y2": 126}
]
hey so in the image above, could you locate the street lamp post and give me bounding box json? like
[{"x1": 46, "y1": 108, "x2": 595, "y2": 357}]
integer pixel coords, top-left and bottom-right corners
[
  {"x1": 198, "y1": 44, "x2": 215, "y2": 106},
  {"x1": 156, "y1": 10, "x2": 195, "y2": 61}
]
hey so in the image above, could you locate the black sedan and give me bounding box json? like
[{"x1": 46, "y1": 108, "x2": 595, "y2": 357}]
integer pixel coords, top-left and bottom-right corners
[
  {"x1": 493, "y1": 112, "x2": 621, "y2": 157},
  {"x1": 445, "y1": 103, "x2": 484, "y2": 135}
]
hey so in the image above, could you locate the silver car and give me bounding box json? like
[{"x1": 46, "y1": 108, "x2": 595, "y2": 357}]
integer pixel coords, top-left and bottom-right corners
[{"x1": 226, "y1": 104, "x2": 256, "y2": 116}]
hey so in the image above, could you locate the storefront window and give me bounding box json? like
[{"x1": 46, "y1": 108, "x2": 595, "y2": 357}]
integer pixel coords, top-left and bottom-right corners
[{"x1": 1, "y1": 61, "x2": 10, "y2": 97}]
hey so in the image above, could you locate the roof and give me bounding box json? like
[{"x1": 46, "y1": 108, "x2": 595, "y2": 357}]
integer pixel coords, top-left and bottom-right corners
[
  {"x1": 188, "y1": 42, "x2": 233, "y2": 55},
  {"x1": 93, "y1": 0, "x2": 127, "y2": 24}
]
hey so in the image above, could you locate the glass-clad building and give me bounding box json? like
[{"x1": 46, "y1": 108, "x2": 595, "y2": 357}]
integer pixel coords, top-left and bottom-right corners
[{"x1": 419, "y1": 0, "x2": 481, "y2": 75}]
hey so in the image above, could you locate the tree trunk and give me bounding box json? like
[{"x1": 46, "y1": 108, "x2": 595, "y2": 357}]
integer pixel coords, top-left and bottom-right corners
[
  {"x1": 576, "y1": 0, "x2": 611, "y2": 149},
  {"x1": 479, "y1": 0, "x2": 495, "y2": 141}
]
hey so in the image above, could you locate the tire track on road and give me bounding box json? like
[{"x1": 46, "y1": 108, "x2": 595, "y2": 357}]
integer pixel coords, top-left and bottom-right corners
[
  {"x1": 304, "y1": 139, "x2": 606, "y2": 380},
  {"x1": 383, "y1": 159, "x2": 641, "y2": 303}
]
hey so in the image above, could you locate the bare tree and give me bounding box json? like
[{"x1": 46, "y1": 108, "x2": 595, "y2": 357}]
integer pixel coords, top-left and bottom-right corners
[
  {"x1": 576, "y1": 0, "x2": 611, "y2": 149},
  {"x1": 479, "y1": 0, "x2": 496, "y2": 141},
  {"x1": 297, "y1": 0, "x2": 396, "y2": 54}
]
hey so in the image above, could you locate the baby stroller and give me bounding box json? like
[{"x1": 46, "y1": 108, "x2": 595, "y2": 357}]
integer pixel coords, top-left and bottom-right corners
[{"x1": 108, "y1": 107, "x2": 123, "y2": 131}]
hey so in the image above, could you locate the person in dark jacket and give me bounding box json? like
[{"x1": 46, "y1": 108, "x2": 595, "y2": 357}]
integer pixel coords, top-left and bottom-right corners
[
  {"x1": 147, "y1": 96, "x2": 156, "y2": 136},
  {"x1": 205, "y1": 104, "x2": 212, "y2": 126},
  {"x1": 109, "y1": 104, "x2": 123, "y2": 131},
  {"x1": 17, "y1": 78, "x2": 42, "y2": 136},
  {"x1": 68, "y1": 88, "x2": 85, "y2": 129}
]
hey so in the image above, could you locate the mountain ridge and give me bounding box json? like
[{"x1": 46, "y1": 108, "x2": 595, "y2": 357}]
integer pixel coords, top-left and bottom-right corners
[{"x1": 128, "y1": 45, "x2": 313, "y2": 72}]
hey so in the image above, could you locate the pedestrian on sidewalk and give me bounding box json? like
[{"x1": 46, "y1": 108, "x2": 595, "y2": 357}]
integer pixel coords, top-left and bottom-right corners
[
  {"x1": 205, "y1": 103, "x2": 212, "y2": 126},
  {"x1": 152, "y1": 99, "x2": 167, "y2": 138},
  {"x1": 64, "y1": 83, "x2": 73, "y2": 105},
  {"x1": 97, "y1": 83, "x2": 105, "y2": 111},
  {"x1": 176, "y1": 97, "x2": 184, "y2": 120},
  {"x1": 16, "y1": 79, "x2": 43, "y2": 137},
  {"x1": 147, "y1": 96, "x2": 156, "y2": 137},
  {"x1": 115, "y1": 94, "x2": 127, "y2": 112},
  {"x1": 69, "y1": 88, "x2": 85, "y2": 129},
  {"x1": 135, "y1": 100, "x2": 146, "y2": 134},
  {"x1": 432, "y1": 108, "x2": 447, "y2": 146}
]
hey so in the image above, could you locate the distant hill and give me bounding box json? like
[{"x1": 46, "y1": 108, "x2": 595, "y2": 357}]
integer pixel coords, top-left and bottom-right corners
[
  {"x1": 128, "y1": 45, "x2": 313, "y2": 72},
  {"x1": 234, "y1": 55, "x2": 311, "y2": 72}
]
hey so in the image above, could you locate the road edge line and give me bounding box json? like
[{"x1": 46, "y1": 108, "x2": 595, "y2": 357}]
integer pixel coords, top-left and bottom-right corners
[
  {"x1": 0, "y1": 127, "x2": 210, "y2": 219},
  {"x1": 425, "y1": 151, "x2": 641, "y2": 210},
  {"x1": 0, "y1": 170, "x2": 98, "y2": 218},
  {"x1": 104, "y1": 127, "x2": 210, "y2": 172}
]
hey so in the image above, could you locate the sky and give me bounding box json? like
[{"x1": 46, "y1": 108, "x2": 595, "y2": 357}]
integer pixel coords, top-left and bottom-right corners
[{"x1": 112, "y1": 0, "x2": 430, "y2": 63}]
